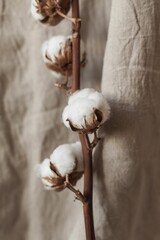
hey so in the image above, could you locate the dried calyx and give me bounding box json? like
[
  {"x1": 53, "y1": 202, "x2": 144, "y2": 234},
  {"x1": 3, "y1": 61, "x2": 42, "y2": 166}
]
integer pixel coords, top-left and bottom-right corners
[
  {"x1": 37, "y1": 142, "x2": 83, "y2": 191},
  {"x1": 42, "y1": 35, "x2": 86, "y2": 90},
  {"x1": 62, "y1": 88, "x2": 111, "y2": 134},
  {"x1": 31, "y1": 0, "x2": 71, "y2": 26}
]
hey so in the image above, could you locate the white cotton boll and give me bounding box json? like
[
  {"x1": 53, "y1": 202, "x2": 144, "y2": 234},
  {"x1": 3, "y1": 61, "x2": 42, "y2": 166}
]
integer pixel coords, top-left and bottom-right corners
[
  {"x1": 66, "y1": 88, "x2": 111, "y2": 128},
  {"x1": 31, "y1": 0, "x2": 45, "y2": 21},
  {"x1": 41, "y1": 35, "x2": 71, "y2": 64},
  {"x1": 50, "y1": 144, "x2": 77, "y2": 177},
  {"x1": 68, "y1": 88, "x2": 95, "y2": 105},
  {"x1": 63, "y1": 98, "x2": 96, "y2": 129}
]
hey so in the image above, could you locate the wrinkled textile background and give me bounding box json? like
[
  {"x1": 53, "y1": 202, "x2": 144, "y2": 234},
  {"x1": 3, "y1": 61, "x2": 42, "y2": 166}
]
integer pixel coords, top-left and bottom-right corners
[{"x1": 0, "y1": 0, "x2": 160, "y2": 240}]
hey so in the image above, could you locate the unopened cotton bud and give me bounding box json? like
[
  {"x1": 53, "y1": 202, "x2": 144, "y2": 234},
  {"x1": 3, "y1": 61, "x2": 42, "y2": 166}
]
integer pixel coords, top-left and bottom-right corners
[
  {"x1": 41, "y1": 35, "x2": 86, "y2": 79},
  {"x1": 37, "y1": 142, "x2": 83, "y2": 191},
  {"x1": 62, "y1": 88, "x2": 110, "y2": 133},
  {"x1": 31, "y1": 0, "x2": 71, "y2": 26}
]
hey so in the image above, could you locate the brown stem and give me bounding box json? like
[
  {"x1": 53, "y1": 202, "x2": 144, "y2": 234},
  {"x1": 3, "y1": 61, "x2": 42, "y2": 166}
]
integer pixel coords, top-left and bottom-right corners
[
  {"x1": 71, "y1": 1, "x2": 95, "y2": 239},
  {"x1": 79, "y1": 134, "x2": 95, "y2": 240},
  {"x1": 71, "y1": 0, "x2": 81, "y2": 93}
]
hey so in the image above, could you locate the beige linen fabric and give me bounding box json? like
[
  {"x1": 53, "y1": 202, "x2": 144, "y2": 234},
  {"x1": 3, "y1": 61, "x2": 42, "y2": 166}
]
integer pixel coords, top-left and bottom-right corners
[
  {"x1": 1, "y1": 0, "x2": 160, "y2": 239},
  {"x1": 102, "y1": 0, "x2": 160, "y2": 239}
]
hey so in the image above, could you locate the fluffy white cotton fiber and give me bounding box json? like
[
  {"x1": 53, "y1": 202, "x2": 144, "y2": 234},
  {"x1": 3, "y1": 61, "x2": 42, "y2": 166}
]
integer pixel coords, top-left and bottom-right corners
[
  {"x1": 50, "y1": 142, "x2": 83, "y2": 177},
  {"x1": 63, "y1": 88, "x2": 110, "y2": 131},
  {"x1": 36, "y1": 142, "x2": 83, "y2": 189}
]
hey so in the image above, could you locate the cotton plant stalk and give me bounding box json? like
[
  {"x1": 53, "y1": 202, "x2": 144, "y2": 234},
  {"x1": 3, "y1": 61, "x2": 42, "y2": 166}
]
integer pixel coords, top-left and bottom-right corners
[{"x1": 71, "y1": 1, "x2": 95, "y2": 239}]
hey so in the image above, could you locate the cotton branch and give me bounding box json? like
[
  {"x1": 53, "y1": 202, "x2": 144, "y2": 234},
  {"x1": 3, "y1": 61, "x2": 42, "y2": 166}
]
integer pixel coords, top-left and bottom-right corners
[
  {"x1": 71, "y1": 0, "x2": 96, "y2": 239},
  {"x1": 64, "y1": 180, "x2": 86, "y2": 204}
]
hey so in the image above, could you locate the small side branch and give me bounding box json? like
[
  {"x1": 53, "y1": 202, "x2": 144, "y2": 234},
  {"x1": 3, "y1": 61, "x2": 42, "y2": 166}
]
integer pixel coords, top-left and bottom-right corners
[
  {"x1": 85, "y1": 131, "x2": 101, "y2": 151},
  {"x1": 64, "y1": 181, "x2": 86, "y2": 204}
]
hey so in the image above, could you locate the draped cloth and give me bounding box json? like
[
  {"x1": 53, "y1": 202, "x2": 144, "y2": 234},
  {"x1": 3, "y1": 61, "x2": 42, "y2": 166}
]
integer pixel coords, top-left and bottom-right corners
[{"x1": 0, "y1": 0, "x2": 160, "y2": 239}]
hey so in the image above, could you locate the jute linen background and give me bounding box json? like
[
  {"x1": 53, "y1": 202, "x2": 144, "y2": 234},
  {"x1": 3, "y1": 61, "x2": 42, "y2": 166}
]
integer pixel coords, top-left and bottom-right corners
[{"x1": 0, "y1": 0, "x2": 160, "y2": 240}]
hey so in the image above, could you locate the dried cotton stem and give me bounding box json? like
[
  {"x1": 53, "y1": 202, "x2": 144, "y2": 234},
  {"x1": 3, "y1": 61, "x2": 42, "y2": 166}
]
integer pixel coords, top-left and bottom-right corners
[{"x1": 71, "y1": 0, "x2": 96, "y2": 239}]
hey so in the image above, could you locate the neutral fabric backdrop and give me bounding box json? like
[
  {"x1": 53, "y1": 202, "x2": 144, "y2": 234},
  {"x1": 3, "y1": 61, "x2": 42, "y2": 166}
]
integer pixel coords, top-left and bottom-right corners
[{"x1": 0, "y1": 0, "x2": 160, "y2": 240}]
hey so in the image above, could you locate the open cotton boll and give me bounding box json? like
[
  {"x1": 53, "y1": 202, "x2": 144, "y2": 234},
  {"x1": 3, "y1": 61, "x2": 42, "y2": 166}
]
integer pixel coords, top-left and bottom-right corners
[
  {"x1": 50, "y1": 144, "x2": 76, "y2": 177},
  {"x1": 42, "y1": 35, "x2": 71, "y2": 64},
  {"x1": 41, "y1": 36, "x2": 86, "y2": 90},
  {"x1": 41, "y1": 35, "x2": 74, "y2": 82},
  {"x1": 31, "y1": 0, "x2": 45, "y2": 21},
  {"x1": 68, "y1": 88, "x2": 95, "y2": 105},
  {"x1": 50, "y1": 142, "x2": 83, "y2": 177},
  {"x1": 63, "y1": 98, "x2": 96, "y2": 129},
  {"x1": 37, "y1": 142, "x2": 84, "y2": 191},
  {"x1": 63, "y1": 88, "x2": 111, "y2": 132}
]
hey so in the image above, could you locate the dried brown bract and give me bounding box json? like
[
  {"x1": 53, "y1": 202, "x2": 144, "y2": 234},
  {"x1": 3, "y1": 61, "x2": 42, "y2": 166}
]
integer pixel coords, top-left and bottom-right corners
[{"x1": 35, "y1": 0, "x2": 71, "y2": 25}]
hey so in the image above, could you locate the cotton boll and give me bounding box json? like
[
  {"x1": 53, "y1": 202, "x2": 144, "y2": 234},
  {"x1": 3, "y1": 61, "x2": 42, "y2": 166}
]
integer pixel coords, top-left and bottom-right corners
[
  {"x1": 42, "y1": 35, "x2": 70, "y2": 64},
  {"x1": 68, "y1": 88, "x2": 95, "y2": 105},
  {"x1": 50, "y1": 144, "x2": 77, "y2": 177},
  {"x1": 66, "y1": 89, "x2": 111, "y2": 131},
  {"x1": 63, "y1": 98, "x2": 96, "y2": 130},
  {"x1": 37, "y1": 142, "x2": 84, "y2": 191},
  {"x1": 50, "y1": 142, "x2": 83, "y2": 177},
  {"x1": 31, "y1": 0, "x2": 45, "y2": 21},
  {"x1": 41, "y1": 36, "x2": 86, "y2": 86},
  {"x1": 41, "y1": 35, "x2": 73, "y2": 81}
]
